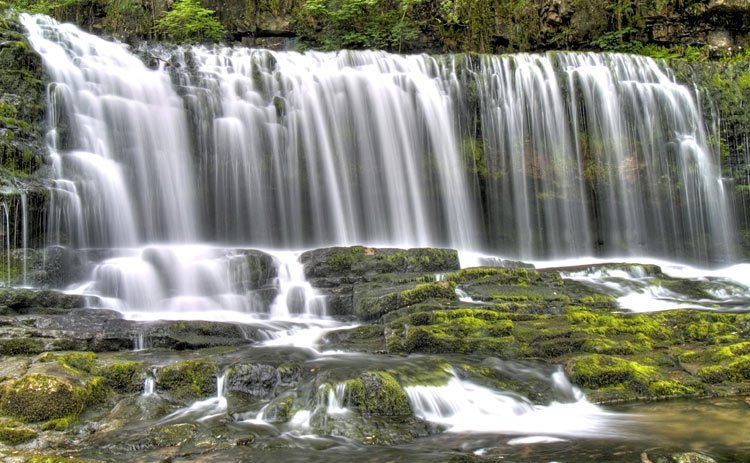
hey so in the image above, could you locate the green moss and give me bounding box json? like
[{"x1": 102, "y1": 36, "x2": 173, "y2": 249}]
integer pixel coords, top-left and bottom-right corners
[
  {"x1": 685, "y1": 320, "x2": 734, "y2": 342},
  {"x1": 565, "y1": 307, "x2": 669, "y2": 339},
  {"x1": 345, "y1": 372, "x2": 411, "y2": 416},
  {"x1": 697, "y1": 365, "x2": 730, "y2": 384},
  {"x1": 568, "y1": 354, "x2": 656, "y2": 389},
  {"x1": 41, "y1": 414, "x2": 77, "y2": 431},
  {"x1": 390, "y1": 308, "x2": 516, "y2": 355},
  {"x1": 42, "y1": 352, "x2": 97, "y2": 373},
  {"x1": 0, "y1": 338, "x2": 44, "y2": 355},
  {"x1": 728, "y1": 356, "x2": 750, "y2": 381},
  {"x1": 711, "y1": 342, "x2": 750, "y2": 361},
  {"x1": 156, "y1": 359, "x2": 217, "y2": 400},
  {"x1": 0, "y1": 374, "x2": 87, "y2": 422},
  {"x1": 583, "y1": 337, "x2": 641, "y2": 355},
  {"x1": 579, "y1": 294, "x2": 617, "y2": 306},
  {"x1": 85, "y1": 376, "x2": 109, "y2": 405},
  {"x1": 446, "y1": 267, "x2": 543, "y2": 285},
  {"x1": 0, "y1": 418, "x2": 36, "y2": 445},
  {"x1": 97, "y1": 361, "x2": 143, "y2": 393},
  {"x1": 393, "y1": 364, "x2": 452, "y2": 387},
  {"x1": 357, "y1": 281, "x2": 456, "y2": 320},
  {"x1": 648, "y1": 380, "x2": 696, "y2": 397}
]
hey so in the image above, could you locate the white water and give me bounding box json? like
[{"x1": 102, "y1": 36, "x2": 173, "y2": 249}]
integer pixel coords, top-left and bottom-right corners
[
  {"x1": 550, "y1": 256, "x2": 750, "y2": 312},
  {"x1": 20, "y1": 14, "x2": 737, "y2": 266},
  {"x1": 0, "y1": 202, "x2": 9, "y2": 286},
  {"x1": 142, "y1": 377, "x2": 155, "y2": 397},
  {"x1": 405, "y1": 373, "x2": 625, "y2": 436},
  {"x1": 159, "y1": 372, "x2": 228, "y2": 423},
  {"x1": 14, "y1": 14, "x2": 746, "y2": 445},
  {"x1": 269, "y1": 251, "x2": 326, "y2": 318}
]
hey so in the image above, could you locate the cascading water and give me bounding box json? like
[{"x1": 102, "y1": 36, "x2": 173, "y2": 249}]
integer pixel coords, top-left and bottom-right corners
[
  {"x1": 477, "y1": 52, "x2": 735, "y2": 260},
  {"x1": 9, "y1": 14, "x2": 750, "y2": 461},
  {"x1": 20, "y1": 13, "x2": 736, "y2": 268}
]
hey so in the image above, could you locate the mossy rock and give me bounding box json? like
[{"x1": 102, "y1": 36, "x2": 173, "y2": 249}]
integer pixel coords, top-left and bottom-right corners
[
  {"x1": 0, "y1": 374, "x2": 87, "y2": 422},
  {"x1": 156, "y1": 359, "x2": 218, "y2": 400},
  {"x1": 41, "y1": 351, "x2": 97, "y2": 373},
  {"x1": 0, "y1": 418, "x2": 36, "y2": 445},
  {"x1": 345, "y1": 371, "x2": 411, "y2": 416},
  {"x1": 387, "y1": 308, "x2": 517, "y2": 355},
  {"x1": 567, "y1": 354, "x2": 656, "y2": 389},
  {"x1": 697, "y1": 365, "x2": 731, "y2": 384},
  {"x1": 301, "y1": 246, "x2": 460, "y2": 278},
  {"x1": 355, "y1": 281, "x2": 457, "y2": 321},
  {"x1": 97, "y1": 361, "x2": 143, "y2": 393},
  {"x1": 727, "y1": 355, "x2": 750, "y2": 381},
  {"x1": 0, "y1": 338, "x2": 45, "y2": 356}
]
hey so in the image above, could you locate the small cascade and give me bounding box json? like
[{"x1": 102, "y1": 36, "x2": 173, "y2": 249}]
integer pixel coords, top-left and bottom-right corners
[
  {"x1": 20, "y1": 192, "x2": 27, "y2": 286},
  {"x1": 142, "y1": 377, "x2": 155, "y2": 397},
  {"x1": 0, "y1": 202, "x2": 9, "y2": 286},
  {"x1": 269, "y1": 251, "x2": 326, "y2": 319},
  {"x1": 132, "y1": 331, "x2": 150, "y2": 351},
  {"x1": 159, "y1": 372, "x2": 228, "y2": 423},
  {"x1": 455, "y1": 288, "x2": 477, "y2": 303},
  {"x1": 326, "y1": 383, "x2": 349, "y2": 415},
  {"x1": 559, "y1": 257, "x2": 750, "y2": 312},
  {"x1": 405, "y1": 371, "x2": 624, "y2": 436}
]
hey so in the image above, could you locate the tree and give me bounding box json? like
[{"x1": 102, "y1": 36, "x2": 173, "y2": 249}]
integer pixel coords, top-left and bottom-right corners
[{"x1": 153, "y1": 0, "x2": 224, "y2": 44}]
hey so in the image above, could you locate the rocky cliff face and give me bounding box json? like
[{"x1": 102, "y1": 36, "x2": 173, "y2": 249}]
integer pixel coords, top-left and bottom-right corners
[{"x1": 0, "y1": 11, "x2": 49, "y2": 274}]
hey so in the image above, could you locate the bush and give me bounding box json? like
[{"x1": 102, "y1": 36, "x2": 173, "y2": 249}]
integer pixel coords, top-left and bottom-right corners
[{"x1": 153, "y1": 0, "x2": 224, "y2": 43}]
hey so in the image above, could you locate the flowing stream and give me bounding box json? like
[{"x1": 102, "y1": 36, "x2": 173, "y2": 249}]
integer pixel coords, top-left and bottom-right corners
[{"x1": 15, "y1": 13, "x2": 750, "y2": 463}]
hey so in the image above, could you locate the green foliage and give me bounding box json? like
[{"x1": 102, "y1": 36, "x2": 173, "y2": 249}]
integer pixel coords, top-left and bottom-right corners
[
  {"x1": 295, "y1": 0, "x2": 422, "y2": 51},
  {"x1": 3, "y1": 0, "x2": 82, "y2": 15},
  {"x1": 153, "y1": 0, "x2": 225, "y2": 43}
]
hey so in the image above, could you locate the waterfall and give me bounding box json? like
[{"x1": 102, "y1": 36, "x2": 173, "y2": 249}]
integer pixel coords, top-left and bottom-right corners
[
  {"x1": 20, "y1": 13, "x2": 737, "y2": 275},
  {"x1": 23, "y1": 14, "x2": 198, "y2": 248}
]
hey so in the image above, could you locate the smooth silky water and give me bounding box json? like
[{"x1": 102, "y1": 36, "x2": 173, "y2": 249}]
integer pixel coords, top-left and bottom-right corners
[{"x1": 18, "y1": 13, "x2": 750, "y2": 462}]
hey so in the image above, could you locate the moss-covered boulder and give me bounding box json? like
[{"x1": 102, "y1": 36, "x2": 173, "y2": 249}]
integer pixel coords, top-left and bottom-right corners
[
  {"x1": 0, "y1": 374, "x2": 87, "y2": 422},
  {"x1": 344, "y1": 372, "x2": 411, "y2": 417},
  {"x1": 301, "y1": 246, "x2": 460, "y2": 279},
  {"x1": 96, "y1": 361, "x2": 144, "y2": 393},
  {"x1": 354, "y1": 281, "x2": 457, "y2": 321},
  {"x1": 387, "y1": 308, "x2": 515, "y2": 354},
  {"x1": 155, "y1": 359, "x2": 218, "y2": 400}
]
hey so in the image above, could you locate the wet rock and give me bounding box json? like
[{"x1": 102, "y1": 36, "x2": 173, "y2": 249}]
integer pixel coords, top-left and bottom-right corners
[
  {"x1": 155, "y1": 359, "x2": 218, "y2": 401},
  {"x1": 0, "y1": 418, "x2": 37, "y2": 445},
  {"x1": 354, "y1": 281, "x2": 457, "y2": 321},
  {"x1": 301, "y1": 246, "x2": 460, "y2": 279},
  {"x1": 0, "y1": 288, "x2": 87, "y2": 315},
  {"x1": 346, "y1": 371, "x2": 412, "y2": 417},
  {"x1": 228, "y1": 363, "x2": 280, "y2": 399}
]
